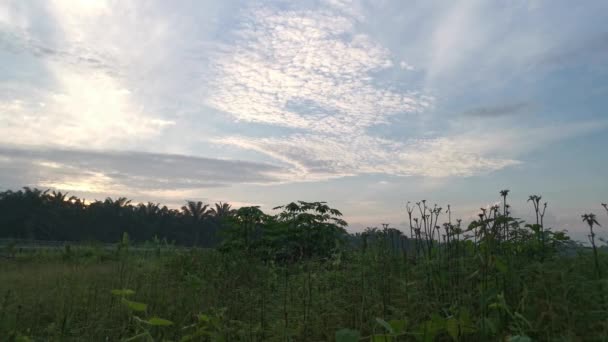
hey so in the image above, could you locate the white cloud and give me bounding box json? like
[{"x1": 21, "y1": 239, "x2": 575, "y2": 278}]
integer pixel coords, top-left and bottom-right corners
[
  {"x1": 0, "y1": 0, "x2": 185, "y2": 150},
  {"x1": 206, "y1": 5, "x2": 431, "y2": 136},
  {"x1": 205, "y1": 3, "x2": 532, "y2": 180},
  {"x1": 399, "y1": 61, "x2": 415, "y2": 71},
  {"x1": 0, "y1": 63, "x2": 172, "y2": 149},
  {"x1": 1, "y1": 0, "x2": 606, "y2": 195},
  {"x1": 217, "y1": 115, "x2": 608, "y2": 181},
  {"x1": 218, "y1": 134, "x2": 520, "y2": 180},
  {"x1": 322, "y1": 0, "x2": 365, "y2": 21}
]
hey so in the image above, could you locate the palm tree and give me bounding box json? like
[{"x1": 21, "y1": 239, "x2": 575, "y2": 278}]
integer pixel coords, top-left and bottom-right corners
[
  {"x1": 210, "y1": 202, "x2": 235, "y2": 219},
  {"x1": 101, "y1": 197, "x2": 133, "y2": 221},
  {"x1": 105, "y1": 197, "x2": 132, "y2": 209},
  {"x1": 50, "y1": 190, "x2": 67, "y2": 203},
  {"x1": 602, "y1": 203, "x2": 607, "y2": 215},
  {"x1": 181, "y1": 201, "x2": 211, "y2": 222},
  {"x1": 48, "y1": 191, "x2": 77, "y2": 207},
  {"x1": 19, "y1": 187, "x2": 50, "y2": 239},
  {"x1": 22, "y1": 187, "x2": 48, "y2": 198},
  {"x1": 181, "y1": 201, "x2": 212, "y2": 246},
  {"x1": 138, "y1": 202, "x2": 161, "y2": 216}
]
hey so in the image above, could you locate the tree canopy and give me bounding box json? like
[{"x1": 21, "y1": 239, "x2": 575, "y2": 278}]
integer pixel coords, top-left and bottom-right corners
[{"x1": 0, "y1": 188, "x2": 350, "y2": 259}]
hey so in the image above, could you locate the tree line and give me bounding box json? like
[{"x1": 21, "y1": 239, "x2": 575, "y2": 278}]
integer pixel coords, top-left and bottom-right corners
[
  {"x1": 0, "y1": 187, "x2": 237, "y2": 247},
  {"x1": 1, "y1": 187, "x2": 604, "y2": 261},
  {"x1": 0, "y1": 187, "x2": 355, "y2": 260}
]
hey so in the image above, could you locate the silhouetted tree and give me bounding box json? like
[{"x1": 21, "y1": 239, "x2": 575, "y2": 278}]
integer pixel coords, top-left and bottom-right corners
[
  {"x1": 210, "y1": 202, "x2": 235, "y2": 219},
  {"x1": 181, "y1": 201, "x2": 212, "y2": 246},
  {"x1": 0, "y1": 188, "x2": 219, "y2": 245}
]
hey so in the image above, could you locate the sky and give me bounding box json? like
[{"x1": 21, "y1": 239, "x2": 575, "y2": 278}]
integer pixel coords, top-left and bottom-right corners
[{"x1": 1, "y1": 0, "x2": 607, "y2": 241}]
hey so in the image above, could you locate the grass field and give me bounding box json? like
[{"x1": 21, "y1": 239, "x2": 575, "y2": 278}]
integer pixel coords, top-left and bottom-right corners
[{"x1": 1, "y1": 240, "x2": 607, "y2": 341}]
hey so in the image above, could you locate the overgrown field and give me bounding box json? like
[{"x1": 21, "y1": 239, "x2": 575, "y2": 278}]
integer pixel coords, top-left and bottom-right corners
[
  {"x1": 1, "y1": 240, "x2": 607, "y2": 341},
  {"x1": 1, "y1": 192, "x2": 608, "y2": 341}
]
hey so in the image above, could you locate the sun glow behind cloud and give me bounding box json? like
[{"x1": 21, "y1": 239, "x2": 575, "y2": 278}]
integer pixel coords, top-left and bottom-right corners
[{"x1": 0, "y1": 65, "x2": 174, "y2": 148}]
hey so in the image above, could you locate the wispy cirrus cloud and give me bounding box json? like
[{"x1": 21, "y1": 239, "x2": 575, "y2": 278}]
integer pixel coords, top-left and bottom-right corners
[{"x1": 218, "y1": 134, "x2": 520, "y2": 180}]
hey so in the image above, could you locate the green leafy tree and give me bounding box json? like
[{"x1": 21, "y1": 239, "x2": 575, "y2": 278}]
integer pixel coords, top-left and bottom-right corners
[
  {"x1": 220, "y1": 206, "x2": 272, "y2": 255},
  {"x1": 272, "y1": 201, "x2": 348, "y2": 261}
]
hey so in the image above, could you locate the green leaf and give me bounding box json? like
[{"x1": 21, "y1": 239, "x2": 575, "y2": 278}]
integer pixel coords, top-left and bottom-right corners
[
  {"x1": 429, "y1": 314, "x2": 445, "y2": 334},
  {"x1": 508, "y1": 335, "x2": 532, "y2": 342},
  {"x1": 123, "y1": 332, "x2": 150, "y2": 342},
  {"x1": 416, "y1": 314, "x2": 445, "y2": 342},
  {"x1": 416, "y1": 321, "x2": 437, "y2": 342},
  {"x1": 466, "y1": 270, "x2": 479, "y2": 280},
  {"x1": 488, "y1": 303, "x2": 500, "y2": 310},
  {"x1": 458, "y1": 308, "x2": 476, "y2": 334},
  {"x1": 388, "y1": 319, "x2": 407, "y2": 334},
  {"x1": 371, "y1": 335, "x2": 393, "y2": 342},
  {"x1": 145, "y1": 317, "x2": 174, "y2": 326},
  {"x1": 111, "y1": 289, "x2": 135, "y2": 296},
  {"x1": 495, "y1": 257, "x2": 508, "y2": 273},
  {"x1": 14, "y1": 335, "x2": 33, "y2": 342},
  {"x1": 121, "y1": 298, "x2": 147, "y2": 312},
  {"x1": 458, "y1": 308, "x2": 472, "y2": 325},
  {"x1": 482, "y1": 317, "x2": 496, "y2": 334},
  {"x1": 446, "y1": 317, "x2": 459, "y2": 340},
  {"x1": 335, "y1": 328, "x2": 360, "y2": 342},
  {"x1": 376, "y1": 318, "x2": 394, "y2": 334}
]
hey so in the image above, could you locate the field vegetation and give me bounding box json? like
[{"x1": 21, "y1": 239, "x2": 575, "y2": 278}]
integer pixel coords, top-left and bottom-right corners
[{"x1": 1, "y1": 188, "x2": 607, "y2": 341}]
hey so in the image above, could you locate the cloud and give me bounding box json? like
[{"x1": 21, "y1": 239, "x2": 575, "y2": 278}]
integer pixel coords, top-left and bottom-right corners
[
  {"x1": 1, "y1": 0, "x2": 606, "y2": 194},
  {"x1": 205, "y1": 2, "x2": 597, "y2": 180},
  {"x1": 399, "y1": 61, "x2": 415, "y2": 71},
  {"x1": 205, "y1": 3, "x2": 488, "y2": 180},
  {"x1": 0, "y1": 146, "x2": 288, "y2": 195},
  {"x1": 0, "y1": 1, "x2": 123, "y2": 74},
  {"x1": 415, "y1": 0, "x2": 607, "y2": 88},
  {"x1": 219, "y1": 134, "x2": 520, "y2": 180},
  {"x1": 0, "y1": 65, "x2": 174, "y2": 149},
  {"x1": 463, "y1": 102, "x2": 531, "y2": 118},
  {"x1": 0, "y1": 1, "x2": 182, "y2": 150},
  {"x1": 0, "y1": 0, "x2": 227, "y2": 152},
  {"x1": 219, "y1": 117, "x2": 608, "y2": 180},
  {"x1": 205, "y1": 4, "x2": 432, "y2": 136}
]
